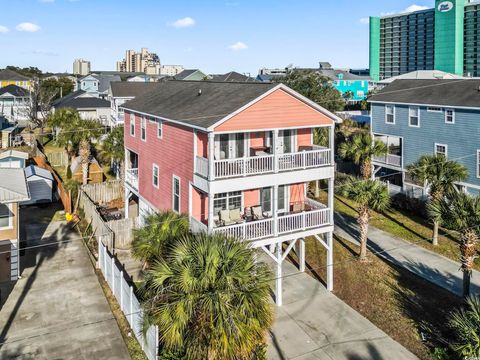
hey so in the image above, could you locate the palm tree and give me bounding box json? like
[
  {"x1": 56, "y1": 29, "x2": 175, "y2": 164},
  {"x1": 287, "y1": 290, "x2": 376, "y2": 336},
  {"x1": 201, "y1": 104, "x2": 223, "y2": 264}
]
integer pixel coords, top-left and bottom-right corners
[
  {"x1": 102, "y1": 126, "x2": 125, "y2": 179},
  {"x1": 141, "y1": 232, "x2": 273, "y2": 360},
  {"x1": 338, "y1": 132, "x2": 387, "y2": 179},
  {"x1": 407, "y1": 155, "x2": 468, "y2": 246},
  {"x1": 131, "y1": 211, "x2": 189, "y2": 269},
  {"x1": 79, "y1": 138, "x2": 90, "y2": 185},
  {"x1": 428, "y1": 192, "x2": 480, "y2": 297},
  {"x1": 339, "y1": 177, "x2": 390, "y2": 261},
  {"x1": 449, "y1": 295, "x2": 480, "y2": 357}
]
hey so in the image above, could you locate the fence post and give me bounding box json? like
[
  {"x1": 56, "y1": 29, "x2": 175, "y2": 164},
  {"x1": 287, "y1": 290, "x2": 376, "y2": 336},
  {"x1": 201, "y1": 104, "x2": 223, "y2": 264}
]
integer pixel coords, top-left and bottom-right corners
[
  {"x1": 120, "y1": 270, "x2": 123, "y2": 311},
  {"x1": 103, "y1": 243, "x2": 107, "y2": 275},
  {"x1": 130, "y1": 285, "x2": 134, "y2": 326},
  {"x1": 111, "y1": 255, "x2": 115, "y2": 294}
]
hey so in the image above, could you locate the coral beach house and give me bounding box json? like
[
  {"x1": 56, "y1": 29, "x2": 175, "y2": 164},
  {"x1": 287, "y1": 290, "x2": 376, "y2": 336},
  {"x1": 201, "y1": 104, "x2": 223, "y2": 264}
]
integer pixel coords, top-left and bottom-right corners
[{"x1": 122, "y1": 81, "x2": 339, "y2": 305}]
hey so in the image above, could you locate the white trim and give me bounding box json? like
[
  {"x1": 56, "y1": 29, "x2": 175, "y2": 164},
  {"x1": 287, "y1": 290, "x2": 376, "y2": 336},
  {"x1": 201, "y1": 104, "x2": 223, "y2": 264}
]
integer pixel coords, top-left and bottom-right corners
[
  {"x1": 213, "y1": 124, "x2": 331, "y2": 135},
  {"x1": 408, "y1": 106, "x2": 420, "y2": 128},
  {"x1": 0, "y1": 203, "x2": 13, "y2": 230},
  {"x1": 385, "y1": 104, "x2": 395, "y2": 124},
  {"x1": 140, "y1": 116, "x2": 147, "y2": 142},
  {"x1": 477, "y1": 150, "x2": 480, "y2": 179},
  {"x1": 457, "y1": 181, "x2": 480, "y2": 191},
  {"x1": 434, "y1": 143, "x2": 448, "y2": 157},
  {"x1": 152, "y1": 163, "x2": 159, "y2": 188},
  {"x1": 207, "y1": 83, "x2": 342, "y2": 131},
  {"x1": 172, "y1": 175, "x2": 181, "y2": 213},
  {"x1": 445, "y1": 108, "x2": 455, "y2": 124},
  {"x1": 157, "y1": 120, "x2": 163, "y2": 139},
  {"x1": 370, "y1": 100, "x2": 480, "y2": 112},
  {"x1": 122, "y1": 108, "x2": 210, "y2": 131}
]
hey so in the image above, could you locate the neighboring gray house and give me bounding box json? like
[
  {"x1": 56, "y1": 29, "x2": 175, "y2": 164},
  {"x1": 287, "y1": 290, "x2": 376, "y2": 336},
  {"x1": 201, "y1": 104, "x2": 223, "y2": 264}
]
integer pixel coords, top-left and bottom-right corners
[
  {"x1": 0, "y1": 150, "x2": 29, "y2": 168},
  {"x1": 52, "y1": 90, "x2": 111, "y2": 125},
  {"x1": 369, "y1": 79, "x2": 480, "y2": 196},
  {"x1": 22, "y1": 165, "x2": 53, "y2": 205}
]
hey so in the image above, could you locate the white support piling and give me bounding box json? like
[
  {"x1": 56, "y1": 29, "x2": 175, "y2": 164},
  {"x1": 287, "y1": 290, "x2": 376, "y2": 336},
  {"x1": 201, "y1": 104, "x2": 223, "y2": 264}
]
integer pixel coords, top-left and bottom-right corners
[
  {"x1": 327, "y1": 232, "x2": 333, "y2": 292},
  {"x1": 276, "y1": 244, "x2": 283, "y2": 306},
  {"x1": 299, "y1": 238, "x2": 306, "y2": 272}
]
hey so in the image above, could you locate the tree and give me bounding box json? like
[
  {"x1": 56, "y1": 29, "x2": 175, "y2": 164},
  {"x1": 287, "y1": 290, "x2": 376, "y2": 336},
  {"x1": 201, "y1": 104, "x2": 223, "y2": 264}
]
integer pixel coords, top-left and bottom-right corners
[
  {"x1": 5, "y1": 65, "x2": 43, "y2": 78},
  {"x1": 141, "y1": 232, "x2": 273, "y2": 360},
  {"x1": 342, "y1": 90, "x2": 354, "y2": 103},
  {"x1": 24, "y1": 80, "x2": 58, "y2": 135},
  {"x1": 132, "y1": 211, "x2": 190, "y2": 269},
  {"x1": 278, "y1": 70, "x2": 345, "y2": 112},
  {"x1": 407, "y1": 155, "x2": 468, "y2": 246},
  {"x1": 338, "y1": 132, "x2": 388, "y2": 179},
  {"x1": 449, "y1": 296, "x2": 480, "y2": 357},
  {"x1": 339, "y1": 177, "x2": 390, "y2": 261},
  {"x1": 102, "y1": 126, "x2": 125, "y2": 179},
  {"x1": 41, "y1": 77, "x2": 74, "y2": 100},
  {"x1": 428, "y1": 192, "x2": 480, "y2": 297}
]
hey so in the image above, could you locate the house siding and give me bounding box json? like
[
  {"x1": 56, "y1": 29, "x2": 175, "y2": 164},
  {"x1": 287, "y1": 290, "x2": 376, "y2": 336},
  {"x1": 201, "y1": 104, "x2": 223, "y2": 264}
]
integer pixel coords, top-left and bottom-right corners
[
  {"x1": 125, "y1": 111, "x2": 194, "y2": 214},
  {"x1": 372, "y1": 103, "x2": 480, "y2": 189}
]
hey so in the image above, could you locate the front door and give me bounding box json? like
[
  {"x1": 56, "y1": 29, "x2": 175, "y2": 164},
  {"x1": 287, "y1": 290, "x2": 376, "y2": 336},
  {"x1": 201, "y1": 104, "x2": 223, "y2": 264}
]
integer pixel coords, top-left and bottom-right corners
[
  {"x1": 277, "y1": 130, "x2": 294, "y2": 154},
  {"x1": 215, "y1": 133, "x2": 245, "y2": 160}
]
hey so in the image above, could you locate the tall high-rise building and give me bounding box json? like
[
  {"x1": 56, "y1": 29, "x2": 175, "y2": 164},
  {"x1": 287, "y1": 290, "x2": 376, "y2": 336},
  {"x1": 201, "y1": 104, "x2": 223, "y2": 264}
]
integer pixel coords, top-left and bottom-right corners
[
  {"x1": 73, "y1": 58, "x2": 91, "y2": 76},
  {"x1": 369, "y1": 0, "x2": 480, "y2": 81},
  {"x1": 116, "y1": 48, "x2": 161, "y2": 74}
]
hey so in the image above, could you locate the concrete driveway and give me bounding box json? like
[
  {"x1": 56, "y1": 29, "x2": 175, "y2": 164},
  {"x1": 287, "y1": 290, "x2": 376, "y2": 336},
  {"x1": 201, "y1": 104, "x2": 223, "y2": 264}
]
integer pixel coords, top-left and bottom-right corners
[
  {"x1": 267, "y1": 259, "x2": 418, "y2": 360},
  {"x1": 0, "y1": 205, "x2": 130, "y2": 360}
]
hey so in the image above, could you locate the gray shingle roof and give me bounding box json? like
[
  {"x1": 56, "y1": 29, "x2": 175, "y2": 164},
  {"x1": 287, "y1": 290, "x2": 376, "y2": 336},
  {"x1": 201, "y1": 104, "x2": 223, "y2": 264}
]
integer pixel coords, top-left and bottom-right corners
[
  {"x1": 0, "y1": 84, "x2": 31, "y2": 97},
  {"x1": 54, "y1": 93, "x2": 110, "y2": 109},
  {"x1": 110, "y1": 82, "x2": 161, "y2": 98},
  {"x1": 210, "y1": 71, "x2": 257, "y2": 82},
  {"x1": 121, "y1": 80, "x2": 277, "y2": 129},
  {"x1": 369, "y1": 79, "x2": 480, "y2": 108},
  {"x1": 0, "y1": 69, "x2": 31, "y2": 81},
  {"x1": 93, "y1": 74, "x2": 122, "y2": 93},
  {"x1": 0, "y1": 168, "x2": 30, "y2": 203}
]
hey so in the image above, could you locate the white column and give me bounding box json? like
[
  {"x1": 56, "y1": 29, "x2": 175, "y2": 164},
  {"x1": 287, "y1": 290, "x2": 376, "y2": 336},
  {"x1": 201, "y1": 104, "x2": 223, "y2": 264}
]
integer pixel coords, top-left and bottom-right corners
[
  {"x1": 124, "y1": 188, "x2": 129, "y2": 219},
  {"x1": 273, "y1": 129, "x2": 279, "y2": 173},
  {"x1": 276, "y1": 244, "x2": 283, "y2": 306},
  {"x1": 208, "y1": 132, "x2": 215, "y2": 181},
  {"x1": 327, "y1": 232, "x2": 333, "y2": 292},
  {"x1": 298, "y1": 238, "x2": 305, "y2": 272},
  {"x1": 328, "y1": 178, "x2": 334, "y2": 225},
  {"x1": 207, "y1": 192, "x2": 214, "y2": 233},
  {"x1": 329, "y1": 124, "x2": 335, "y2": 165},
  {"x1": 273, "y1": 185, "x2": 278, "y2": 236}
]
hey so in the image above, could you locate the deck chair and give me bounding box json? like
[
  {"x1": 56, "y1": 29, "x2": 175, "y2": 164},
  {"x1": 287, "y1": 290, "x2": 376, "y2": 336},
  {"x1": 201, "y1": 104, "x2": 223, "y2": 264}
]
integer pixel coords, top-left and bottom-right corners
[
  {"x1": 229, "y1": 208, "x2": 245, "y2": 224},
  {"x1": 219, "y1": 209, "x2": 235, "y2": 226},
  {"x1": 251, "y1": 206, "x2": 265, "y2": 220}
]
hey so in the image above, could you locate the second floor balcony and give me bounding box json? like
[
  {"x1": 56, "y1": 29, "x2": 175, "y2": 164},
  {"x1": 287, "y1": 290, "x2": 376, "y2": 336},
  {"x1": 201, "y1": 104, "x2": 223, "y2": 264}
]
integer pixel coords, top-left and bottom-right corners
[{"x1": 372, "y1": 134, "x2": 402, "y2": 168}]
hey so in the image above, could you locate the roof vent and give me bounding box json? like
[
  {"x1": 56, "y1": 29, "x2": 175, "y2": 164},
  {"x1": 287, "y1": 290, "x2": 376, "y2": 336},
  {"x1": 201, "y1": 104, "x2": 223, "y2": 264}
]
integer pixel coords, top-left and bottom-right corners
[{"x1": 197, "y1": 89, "x2": 202, "y2": 96}]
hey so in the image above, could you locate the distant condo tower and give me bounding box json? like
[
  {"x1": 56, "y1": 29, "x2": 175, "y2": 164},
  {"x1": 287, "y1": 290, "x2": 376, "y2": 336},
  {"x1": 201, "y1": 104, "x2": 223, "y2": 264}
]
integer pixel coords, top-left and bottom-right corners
[{"x1": 73, "y1": 58, "x2": 91, "y2": 76}]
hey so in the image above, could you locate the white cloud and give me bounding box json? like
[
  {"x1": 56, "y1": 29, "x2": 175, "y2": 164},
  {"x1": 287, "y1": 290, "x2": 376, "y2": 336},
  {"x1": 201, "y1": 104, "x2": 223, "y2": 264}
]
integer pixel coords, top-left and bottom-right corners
[
  {"x1": 228, "y1": 41, "x2": 248, "y2": 51},
  {"x1": 0, "y1": 25, "x2": 9, "y2": 33},
  {"x1": 16, "y1": 22, "x2": 41, "y2": 32},
  {"x1": 359, "y1": 17, "x2": 369, "y2": 24},
  {"x1": 403, "y1": 4, "x2": 430, "y2": 12},
  {"x1": 170, "y1": 17, "x2": 195, "y2": 28}
]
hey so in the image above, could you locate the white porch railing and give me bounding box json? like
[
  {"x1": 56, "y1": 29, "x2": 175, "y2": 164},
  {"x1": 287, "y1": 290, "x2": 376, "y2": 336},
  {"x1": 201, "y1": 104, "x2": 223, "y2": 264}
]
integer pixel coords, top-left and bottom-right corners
[
  {"x1": 278, "y1": 208, "x2": 330, "y2": 235},
  {"x1": 278, "y1": 148, "x2": 331, "y2": 171},
  {"x1": 195, "y1": 156, "x2": 209, "y2": 178},
  {"x1": 213, "y1": 218, "x2": 274, "y2": 240},
  {"x1": 374, "y1": 154, "x2": 402, "y2": 167},
  {"x1": 214, "y1": 155, "x2": 274, "y2": 178},
  {"x1": 125, "y1": 168, "x2": 138, "y2": 190}
]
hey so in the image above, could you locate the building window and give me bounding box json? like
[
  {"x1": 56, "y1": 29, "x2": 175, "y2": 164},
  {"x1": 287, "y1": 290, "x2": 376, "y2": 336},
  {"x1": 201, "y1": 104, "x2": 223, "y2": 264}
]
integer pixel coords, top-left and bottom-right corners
[
  {"x1": 157, "y1": 120, "x2": 163, "y2": 139},
  {"x1": 409, "y1": 107, "x2": 420, "y2": 127},
  {"x1": 427, "y1": 107, "x2": 442, "y2": 112},
  {"x1": 0, "y1": 203, "x2": 11, "y2": 229},
  {"x1": 435, "y1": 143, "x2": 447, "y2": 157},
  {"x1": 445, "y1": 109, "x2": 455, "y2": 124},
  {"x1": 172, "y1": 175, "x2": 181, "y2": 213},
  {"x1": 130, "y1": 114, "x2": 135, "y2": 136},
  {"x1": 152, "y1": 164, "x2": 159, "y2": 188},
  {"x1": 141, "y1": 116, "x2": 146, "y2": 141},
  {"x1": 385, "y1": 105, "x2": 395, "y2": 124},
  {"x1": 213, "y1": 191, "x2": 242, "y2": 216}
]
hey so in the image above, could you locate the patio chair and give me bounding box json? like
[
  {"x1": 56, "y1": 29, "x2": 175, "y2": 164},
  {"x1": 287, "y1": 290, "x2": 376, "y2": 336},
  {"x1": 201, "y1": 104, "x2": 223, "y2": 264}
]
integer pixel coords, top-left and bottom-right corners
[
  {"x1": 251, "y1": 206, "x2": 265, "y2": 220},
  {"x1": 219, "y1": 209, "x2": 236, "y2": 226},
  {"x1": 229, "y1": 208, "x2": 245, "y2": 224}
]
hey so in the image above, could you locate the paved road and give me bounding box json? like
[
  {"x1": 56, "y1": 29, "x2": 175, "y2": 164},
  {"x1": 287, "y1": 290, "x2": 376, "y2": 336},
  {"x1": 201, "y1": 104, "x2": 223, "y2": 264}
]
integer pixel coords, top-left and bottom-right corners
[
  {"x1": 335, "y1": 212, "x2": 480, "y2": 297},
  {"x1": 267, "y1": 258, "x2": 417, "y2": 360},
  {"x1": 0, "y1": 206, "x2": 130, "y2": 360}
]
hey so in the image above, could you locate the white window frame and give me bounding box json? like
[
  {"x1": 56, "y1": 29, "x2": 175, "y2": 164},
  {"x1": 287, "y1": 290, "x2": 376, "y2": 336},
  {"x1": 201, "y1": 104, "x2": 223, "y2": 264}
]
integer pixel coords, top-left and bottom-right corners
[
  {"x1": 385, "y1": 105, "x2": 395, "y2": 124},
  {"x1": 172, "y1": 175, "x2": 181, "y2": 213},
  {"x1": 0, "y1": 203, "x2": 13, "y2": 230},
  {"x1": 130, "y1": 113, "x2": 135, "y2": 137},
  {"x1": 152, "y1": 164, "x2": 159, "y2": 188},
  {"x1": 408, "y1": 106, "x2": 420, "y2": 128},
  {"x1": 434, "y1": 143, "x2": 448, "y2": 157},
  {"x1": 213, "y1": 191, "x2": 243, "y2": 219},
  {"x1": 157, "y1": 120, "x2": 163, "y2": 139},
  {"x1": 445, "y1": 108, "x2": 455, "y2": 124},
  {"x1": 427, "y1": 107, "x2": 443, "y2": 113},
  {"x1": 477, "y1": 150, "x2": 480, "y2": 179},
  {"x1": 141, "y1": 116, "x2": 147, "y2": 142}
]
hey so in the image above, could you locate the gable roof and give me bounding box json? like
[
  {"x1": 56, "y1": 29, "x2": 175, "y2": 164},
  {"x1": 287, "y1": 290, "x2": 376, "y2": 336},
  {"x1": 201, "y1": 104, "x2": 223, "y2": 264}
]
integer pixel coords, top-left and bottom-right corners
[
  {"x1": 0, "y1": 150, "x2": 29, "y2": 161},
  {"x1": 70, "y1": 156, "x2": 101, "y2": 174},
  {"x1": 25, "y1": 165, "x2": 53, "y2": 180},
  {"x1": 121, "y1": 80, "x2": 342, "y2": 129},
  {"x1": 369, "y1": 79, "x2": 480, "y2": 108},
  {"x1": 0, "y1": 84, "x2": 31, "y2": 97},
  {"x1": 0, "y1": 168, "x2": 30, "y2": 203},
  {"x1": 93, "y1": 74, "x2": 122, "y2": 93},
  {"x1": 53, "y1": 91, "x2": 110, "y2": 109},
  {"x1": 0, "y1": 69, "x2": 31, "y2": 81},
  {"x1": 210, "y1": 71, "x2": 257, "y2": 82},
  {"x1": 110, "y1": 81, "x2": 161, "y2": 98},
  {"x1": 174, "y1": 69, "x2": 207, "y2": 80}
]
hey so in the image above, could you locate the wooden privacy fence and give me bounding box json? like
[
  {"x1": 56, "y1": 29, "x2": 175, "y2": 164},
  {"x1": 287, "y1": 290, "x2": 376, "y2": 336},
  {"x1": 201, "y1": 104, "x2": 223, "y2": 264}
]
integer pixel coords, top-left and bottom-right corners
[
  {"x1": 107, "y1": 217, "x2": 140, "y2": 250},
  {"x1": 46, "y1": 150, "x2": 68, "y2": 168},
  {"x1": 79, "y1": 190, "x2": 114, "y2": 248},
  {"x1": 81, "y1": 180, "x2": 124, "y2": 205}
]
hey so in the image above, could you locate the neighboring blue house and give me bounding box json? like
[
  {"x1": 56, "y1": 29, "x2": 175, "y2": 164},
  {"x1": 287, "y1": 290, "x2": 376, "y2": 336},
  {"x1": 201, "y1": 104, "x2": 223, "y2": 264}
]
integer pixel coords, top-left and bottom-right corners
[
  {"x1": 320, "y1": 69, "x2": 372, "y2": 102},
  {"x1": 369, "y1": 79, "x2": 480, "y2": 196}
]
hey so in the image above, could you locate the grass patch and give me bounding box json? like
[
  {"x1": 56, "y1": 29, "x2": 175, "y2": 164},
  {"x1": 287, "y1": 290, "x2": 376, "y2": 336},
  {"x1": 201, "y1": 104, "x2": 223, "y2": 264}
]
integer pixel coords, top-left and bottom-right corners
[{"x1": 302, "y1": 236, "x2": 460, "y2": 359}]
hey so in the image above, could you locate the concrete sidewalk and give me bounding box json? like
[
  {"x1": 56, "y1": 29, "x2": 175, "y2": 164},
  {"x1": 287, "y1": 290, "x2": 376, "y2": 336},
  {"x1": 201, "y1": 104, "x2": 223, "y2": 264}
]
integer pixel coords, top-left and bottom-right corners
[
  {"x1": 267, "y1": 259, "x2": 417, "y2": 360},
  {"x1": 334, "y1": 212, "x2": 480, "y2": 297}
]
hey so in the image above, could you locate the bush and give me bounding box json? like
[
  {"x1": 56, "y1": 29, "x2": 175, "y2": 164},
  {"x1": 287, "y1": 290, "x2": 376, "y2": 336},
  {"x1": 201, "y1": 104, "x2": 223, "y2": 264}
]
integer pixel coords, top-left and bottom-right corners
[
  {"x1": 66, "y1": 165, "x2": 72, "y2": 179},
  {"x1": 391, "y1": 193, "x2": 427, "y2": 218}
]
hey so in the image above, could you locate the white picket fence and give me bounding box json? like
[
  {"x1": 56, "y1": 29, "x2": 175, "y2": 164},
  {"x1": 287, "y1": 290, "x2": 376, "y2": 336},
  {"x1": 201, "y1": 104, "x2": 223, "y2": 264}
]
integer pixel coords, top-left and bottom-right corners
[{"x1": 98, "y1": 241, "x2": 159, "y2": 360}]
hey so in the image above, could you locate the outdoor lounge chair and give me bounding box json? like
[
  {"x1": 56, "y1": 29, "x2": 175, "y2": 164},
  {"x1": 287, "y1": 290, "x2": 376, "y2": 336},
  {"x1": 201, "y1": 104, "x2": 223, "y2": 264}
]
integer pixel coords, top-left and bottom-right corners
[
  {"x1": 251, "y1": 206, "x2": 265, "y2": 220},
  {"x1": 219, "y1": 208, "x2": 244, "y2": 226}
]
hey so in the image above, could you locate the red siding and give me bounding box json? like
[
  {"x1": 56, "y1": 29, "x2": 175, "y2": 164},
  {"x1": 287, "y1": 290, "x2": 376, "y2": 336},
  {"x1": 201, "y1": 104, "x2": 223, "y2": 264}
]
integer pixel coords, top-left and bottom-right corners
[
  {"x1": 197, "y1": 131, "x2": 208, "y2": 157},
  {"x1": 297, "y1": 128, "x2": 312, "y2": 148},
  {"x1": 125, "y1": 111, "x2": 194, "y2": 214},
  {"x1": 214, "y1": 89, "x2": 334, "y2": 132}
]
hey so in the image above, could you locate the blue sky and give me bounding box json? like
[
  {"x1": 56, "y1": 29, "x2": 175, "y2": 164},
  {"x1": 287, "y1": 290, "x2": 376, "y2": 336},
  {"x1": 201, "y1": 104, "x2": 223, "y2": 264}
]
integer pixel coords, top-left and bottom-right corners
[{"x1": 0, "y1": 0, "x2": 433, "y2": 75}]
